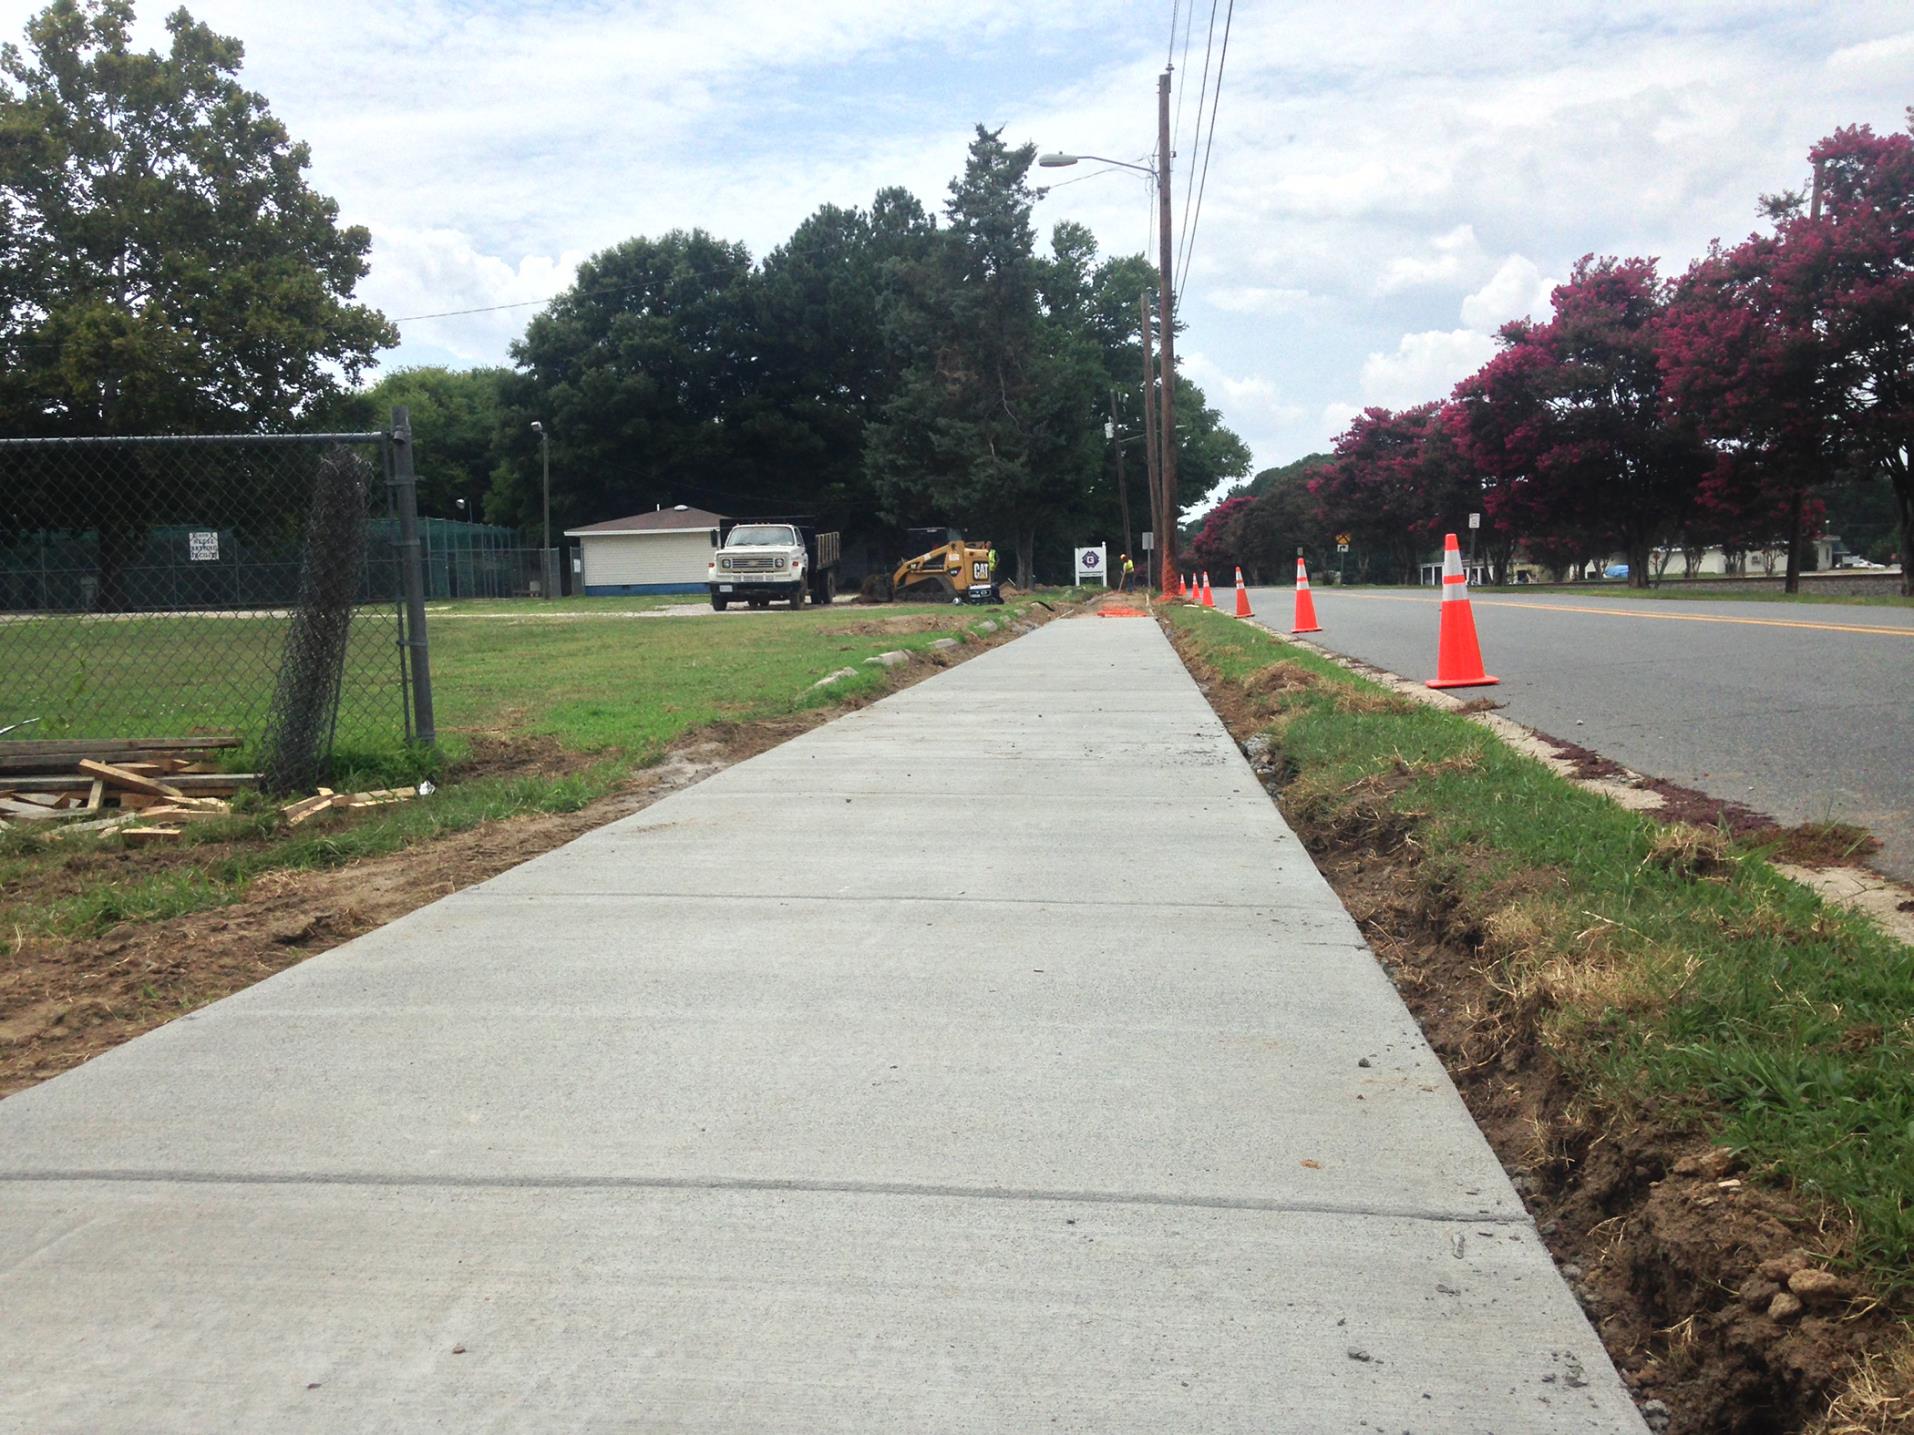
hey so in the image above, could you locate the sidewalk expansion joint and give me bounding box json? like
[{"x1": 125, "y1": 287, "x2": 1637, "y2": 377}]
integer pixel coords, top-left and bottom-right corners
[
  {"x1": 450, "y1": 890, "x2": 1309, "y2": 913},
  {"x1": 0, "y1": 1168, "x2": 1525, "y2": 1227}
]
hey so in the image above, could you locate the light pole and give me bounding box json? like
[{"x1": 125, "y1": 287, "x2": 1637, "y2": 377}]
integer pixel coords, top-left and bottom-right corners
[
  {"x1": 1040, "y1": 66, "x2": 1182, "y2": 603},
  {"x1": 529, "y1": 420, "x2": 551, "y2": 598}
]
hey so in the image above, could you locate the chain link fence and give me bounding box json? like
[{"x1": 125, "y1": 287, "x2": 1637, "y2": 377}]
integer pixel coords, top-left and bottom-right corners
[
  {"x1": 0, "y1": 416, "x2": 434, "y2": 787},
  {"x1": 416, "y1": 520, "x2": 561, "y2": 599}
]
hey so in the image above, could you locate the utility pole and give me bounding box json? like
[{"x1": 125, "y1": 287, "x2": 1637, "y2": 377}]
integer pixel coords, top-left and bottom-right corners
[
  {"x1": 1111, "y1": 389, "x2": 1134, "y2": 577},
  {"x1": 1154, "y1": 68, "x2": 1180, "y2": 599},
  {"x1": 1140, "y1": 292, "x2": 1163, "y2": 592}
]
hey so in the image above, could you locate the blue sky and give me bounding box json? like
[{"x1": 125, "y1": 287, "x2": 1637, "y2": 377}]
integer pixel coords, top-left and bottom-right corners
[{"x1": 7, "y1": 0, "x2": 1912, "y2": 504}]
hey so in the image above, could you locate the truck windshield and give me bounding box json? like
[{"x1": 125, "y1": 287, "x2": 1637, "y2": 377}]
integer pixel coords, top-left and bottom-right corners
[{"x1": 727, "y1": 525, "x2": 797, "y2": 546}]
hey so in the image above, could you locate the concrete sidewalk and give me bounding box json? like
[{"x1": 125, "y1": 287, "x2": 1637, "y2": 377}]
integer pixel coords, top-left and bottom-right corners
[{"x1": 0, "y1": 615, "x2": 1645, "y2": 1433}]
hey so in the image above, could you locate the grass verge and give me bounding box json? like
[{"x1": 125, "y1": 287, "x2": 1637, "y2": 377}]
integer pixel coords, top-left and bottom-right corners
[{"x1": 1167, "y1": 603, "x2": 1913, "y2": 1429}]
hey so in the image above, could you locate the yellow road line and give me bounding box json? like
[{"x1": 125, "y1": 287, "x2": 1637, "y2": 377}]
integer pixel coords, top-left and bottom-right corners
[{"x1": 1325, "y1": 591, "x2": 1914, "y2": 638}]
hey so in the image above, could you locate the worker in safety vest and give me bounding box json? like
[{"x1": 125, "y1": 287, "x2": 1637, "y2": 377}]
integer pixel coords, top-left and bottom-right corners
[{"x1": 1119, "y1": 553, "x2": 1135, "y2": 591}]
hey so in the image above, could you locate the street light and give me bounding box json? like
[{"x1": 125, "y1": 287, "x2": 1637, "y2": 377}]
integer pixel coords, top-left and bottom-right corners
[
  {"x1": 530, "y1": 420, "x2": 551, "y2": 599},
  {"x1": 1038, "y1": 152, "x2": 1154, "y2": 176}
]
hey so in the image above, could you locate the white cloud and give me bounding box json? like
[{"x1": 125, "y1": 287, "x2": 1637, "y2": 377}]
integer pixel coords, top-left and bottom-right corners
[
  {"x1": 1824, "y1": 29, "x2": 1914, "y2": 74},
  {"x1": 1358, "y1": 330, "x2": 1497, "y2": 409},
  {"x1": 6, "y1": 0, "x2": 1907, "y2": 479},
  {"x1": 1377, "y1": 224, "x2": 1483, "y2": 294},
  {"x1": 363, "y1": 227, "x2": 591, "y2": 365},
  {"x1": 1459, "y1": 255, "x2": 1560, "y2": 330},
  {"x1": 1208, "y1": 286, "x2": 1314, "y2": 316}
]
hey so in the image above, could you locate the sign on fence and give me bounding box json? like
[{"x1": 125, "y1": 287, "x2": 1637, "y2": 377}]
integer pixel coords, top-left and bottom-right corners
[
  {"x1": 188, "y1": 531, "x2": 220, "y2": 562},
  {"x1": 1074, "y1": 544, "x2": 1107, "y2": 586}
]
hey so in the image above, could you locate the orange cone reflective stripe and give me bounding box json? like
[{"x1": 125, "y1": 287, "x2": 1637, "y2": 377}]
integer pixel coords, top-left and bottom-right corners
[{"x1": 1233, "y1": 566, "x2": 1253, "y2": 618}]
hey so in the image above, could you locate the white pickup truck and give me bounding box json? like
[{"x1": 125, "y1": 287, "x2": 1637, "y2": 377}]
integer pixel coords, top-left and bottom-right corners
[{"x1": 707, "y1": 519, "x2": 842, "y2": 611}]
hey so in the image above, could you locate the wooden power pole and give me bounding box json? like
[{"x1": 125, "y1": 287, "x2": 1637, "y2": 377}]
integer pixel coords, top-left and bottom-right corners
[
  {"x1": 1140, "y1": 292, "x2": 1163, "y2": 592},
  {"x1": 1154, "y1": 68, "x2": 1181, "y2": 598}
]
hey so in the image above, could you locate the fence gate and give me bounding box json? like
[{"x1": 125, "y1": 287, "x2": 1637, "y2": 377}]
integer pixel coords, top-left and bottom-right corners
[{"x1": 0, "y1": 411, "x2": 434, "y2": 787}]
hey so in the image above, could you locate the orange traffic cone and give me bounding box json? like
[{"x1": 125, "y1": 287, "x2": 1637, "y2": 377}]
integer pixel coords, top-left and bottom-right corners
[
  {"x1": 1291, "y1": 553, "x2": 1322, "y2": 633},
  {"x1": 1184, "y1": 573, "x2": 1198, "y2": 604},
  {"x1": 1178, "y1": 572, "x2": 1189, "y2": 600},
  {"x1": 1233, "y1": 566, "x2": 1253, "y2": 618},
  {"x1": 1427, "y1": 533, "x2": 1498, "y2": 689},
  {"x1": 1200, "y1": 571, "x2": 1216, "y2": 608}
]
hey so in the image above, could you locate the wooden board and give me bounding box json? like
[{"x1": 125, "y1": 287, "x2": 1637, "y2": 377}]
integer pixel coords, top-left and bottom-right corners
[
  {"x1": 0, "y1": 737, "x2": 242, "y2": 757},
  {"x1": 0, "y1": 737, "x2": 240, "y2": 775},
  {"x1": 281, "y1": 794, "x2": 338, "y2": 826},
  {"x1": 0, "y1": 773, "x2": 256, "y2": 795},
  {"x1": 76, "y1": 760, "x2": 188, "y2": 801}
]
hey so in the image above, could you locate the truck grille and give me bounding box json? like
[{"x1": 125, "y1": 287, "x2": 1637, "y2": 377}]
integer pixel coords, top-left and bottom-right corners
[{"x1": 729, "y1": 555, "x2": 779, "y2": 572}]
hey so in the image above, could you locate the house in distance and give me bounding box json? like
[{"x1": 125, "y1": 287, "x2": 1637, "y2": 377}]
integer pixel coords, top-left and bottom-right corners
[{"x1": 564, "y1": 505, "x2": 726, "y2": 596}]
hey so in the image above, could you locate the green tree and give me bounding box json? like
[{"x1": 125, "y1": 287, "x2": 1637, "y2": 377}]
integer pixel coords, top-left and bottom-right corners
[
  {"x1": 732, "y1": 189, "x2": 936, "y2": 535},
  {"x1": 866, "y1": 127, "x2": 1106, "y2": 585},
  {"x1": 0, "y1": 0, "x2": 393, "y2": 434},
  {"x1": 354, "y1": 366, "x2": 511, "y2": 520},
  {"x1": 491, "y1": 229, "x2": 755, "y2": 535}
]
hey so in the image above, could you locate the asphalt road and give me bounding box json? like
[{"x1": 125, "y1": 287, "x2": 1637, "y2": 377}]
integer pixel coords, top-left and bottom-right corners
[{"x1": 1244, "y1": 585, "x2": 1914, "y2": 882}]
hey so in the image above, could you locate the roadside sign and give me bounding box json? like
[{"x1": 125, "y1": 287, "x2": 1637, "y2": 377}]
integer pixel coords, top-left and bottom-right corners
[
  {"x1": 1141, "y1": 531, "x2": 1154, "y2": 550},
  {"x1": 188, "y1": 531, "x2": 219, "y2": 562},
  {"x1": 1335, "y1": 532, "x2": 1352, "y2": 547},
  {"x1": 1074, "y1": 544, "x2": 1107, "y2": 586},
  {"x1": 1468, "y1": 512, "x2": 1481, "y2": 529},
  {"x1": 1337, "y1": 542, "x2": 1350, "y2": 553}
]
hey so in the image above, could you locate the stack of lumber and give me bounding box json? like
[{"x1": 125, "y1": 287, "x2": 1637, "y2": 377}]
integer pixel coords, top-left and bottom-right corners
[
  {"x1": 0, "y1": 737, "x2": 421, "y2": 842},
  {"x1": 0, "y1": 738, "x2": 254, "y2": 839}
]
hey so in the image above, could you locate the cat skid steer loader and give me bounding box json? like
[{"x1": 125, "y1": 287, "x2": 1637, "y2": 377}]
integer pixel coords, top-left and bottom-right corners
[{"x1": 888, "y1": 536, "x2": 999, "y2": 603}]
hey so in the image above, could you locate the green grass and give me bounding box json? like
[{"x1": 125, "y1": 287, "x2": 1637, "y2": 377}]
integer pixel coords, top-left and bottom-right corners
[
  {"x1": 423, "y1": 598, "x2": 1020, "y2": 759},
  {"x1": 0, "y1": 593, "x2": 1063, "y2": 777},
  {"x1": 0, "y1": 596, "x2": 1060, "y2": 949},
  {"x1": 1170, "y1": 604, "x2": 1914, "y2": 1294}
]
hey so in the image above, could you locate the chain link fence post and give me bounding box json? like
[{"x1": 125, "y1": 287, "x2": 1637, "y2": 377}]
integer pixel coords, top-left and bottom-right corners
[{"x1": 388, "y1": 407, "x2": 436, "y2": 747}]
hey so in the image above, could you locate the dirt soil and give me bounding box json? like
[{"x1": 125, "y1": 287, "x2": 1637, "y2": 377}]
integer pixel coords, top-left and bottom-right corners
[
  {"x1": 0, "y1": 608, "x2": 1056, "y2": 1100},
  {"x1": 1170, "y1": 623, "x2": 1905, "y2": 1435}
]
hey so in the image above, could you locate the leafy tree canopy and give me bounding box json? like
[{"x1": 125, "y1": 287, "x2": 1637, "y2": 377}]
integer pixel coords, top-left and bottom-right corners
[{"x1": 0, "y1": 0, "x2": 393, "y2": 434}]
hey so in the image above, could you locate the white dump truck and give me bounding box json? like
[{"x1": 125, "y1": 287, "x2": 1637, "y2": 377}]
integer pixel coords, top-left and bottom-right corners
[{"x1": 707, "y1": 517, "x2": 842, "y2": 611}]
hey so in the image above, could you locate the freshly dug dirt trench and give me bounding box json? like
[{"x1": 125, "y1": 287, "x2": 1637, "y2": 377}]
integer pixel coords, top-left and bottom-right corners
[{"x1": 1168, "y1": 623, "x2": 1904, "y2": 1435}]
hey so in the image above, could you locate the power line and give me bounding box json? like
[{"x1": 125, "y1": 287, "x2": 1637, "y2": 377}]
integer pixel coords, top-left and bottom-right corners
[
  {"x1": 1177, "y1": 0, "x2": 1233, "y2": 300},
  {"x1": 1175, "y1": 0, "x2": 1221, "y2": 283},
  {"x1": 1170, "y1": 0, "x2": 1198, "y2": 160},
  {"x1": 391, "y1": 258, "x2": 747, "y2": 324}
]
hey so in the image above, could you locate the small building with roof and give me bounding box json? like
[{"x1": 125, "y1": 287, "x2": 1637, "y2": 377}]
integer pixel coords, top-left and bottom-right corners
[{"x1": 564, "y1": 505, "x2": 726, "y2": 595}]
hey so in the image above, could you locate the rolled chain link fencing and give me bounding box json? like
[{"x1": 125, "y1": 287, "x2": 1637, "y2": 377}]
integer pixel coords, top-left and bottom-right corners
[{"x1": 0, "y1": 415, "x2": 436, "y2": 791}]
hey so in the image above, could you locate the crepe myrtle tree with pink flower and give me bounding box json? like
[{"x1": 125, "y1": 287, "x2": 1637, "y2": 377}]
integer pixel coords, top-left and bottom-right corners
[{"x1": 1663, "y1": 119, "x2": 1914, "y2": 594}]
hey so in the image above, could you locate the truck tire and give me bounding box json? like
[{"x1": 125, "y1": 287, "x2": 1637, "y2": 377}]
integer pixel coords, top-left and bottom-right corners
[
  {"x1": 818, "y1": 570, "x2": 837, "y2": 605},
  {"x1": 789, "y1": 585, "x2": 805, "y2": 610},
  {"x1": 711, "y1": 594, "x2": 728, "y2": 612}
]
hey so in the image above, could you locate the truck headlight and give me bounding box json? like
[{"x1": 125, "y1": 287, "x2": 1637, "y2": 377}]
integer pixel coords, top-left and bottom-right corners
[
  {"x1": 775, "y1": 556, "x2": 787, "y2": 569},
  {"x1": 720, "y1": 557, "x2": 732, "y2": 570}
]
